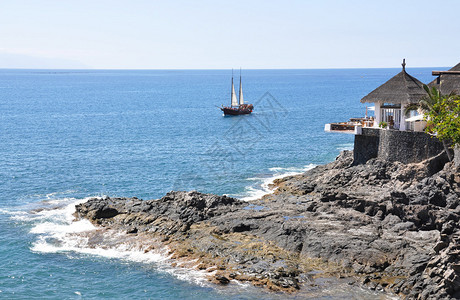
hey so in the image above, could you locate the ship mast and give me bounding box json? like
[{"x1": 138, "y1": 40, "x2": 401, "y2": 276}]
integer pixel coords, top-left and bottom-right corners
[
  {"x1": 239, "y1": 68, "x2": 244, "y2": 105},
  {"x1": 231, "y1": 69, "x2": 238, "y2": 107}
]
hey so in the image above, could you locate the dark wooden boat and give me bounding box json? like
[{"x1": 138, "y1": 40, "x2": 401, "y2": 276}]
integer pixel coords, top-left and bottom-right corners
[
  {"x1": 221, "y1": 70, "x2": 253, "y2": 115},
  {"x1": 221, "y1": 104, "x2": 253, "y2": 115}
]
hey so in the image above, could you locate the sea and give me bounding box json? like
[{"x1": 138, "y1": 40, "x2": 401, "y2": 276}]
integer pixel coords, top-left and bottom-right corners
[{"x1": 0, "y1": 68, "x2": 439, "y2": 299}]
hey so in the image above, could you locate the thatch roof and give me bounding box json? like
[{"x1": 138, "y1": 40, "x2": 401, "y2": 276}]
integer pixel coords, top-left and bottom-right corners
[
  {"x1": 428, "y1": 62, "x2": 460, "y2": 95},
  {"x1": 360, "y1": 62, "x2": 427, "y2": 104},
  {"x1": 449, "y1": 62, "x2": 460, "y2": 71}
]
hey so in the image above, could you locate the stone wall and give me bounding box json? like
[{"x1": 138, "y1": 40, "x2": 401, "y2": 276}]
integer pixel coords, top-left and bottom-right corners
[
  {"x1": 353, "y1": 128, "x2": 380, "y2": 165},
  {"x1": 353, "y1": 128, "x2": 445, "y2": 165},
  {"x1": 378, "y1": 130, "x2": 445, "y2": 164}
]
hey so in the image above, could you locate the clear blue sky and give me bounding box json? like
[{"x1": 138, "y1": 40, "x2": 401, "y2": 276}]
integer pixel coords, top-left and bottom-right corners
[{"x1": 0, "y1": 0, "x2": 459, "y2": 69}]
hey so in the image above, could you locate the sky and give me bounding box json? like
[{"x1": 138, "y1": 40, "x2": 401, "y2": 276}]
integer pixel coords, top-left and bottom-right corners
[{"x1": 0, "y1": 0, "x2": 459, "y2": 69}]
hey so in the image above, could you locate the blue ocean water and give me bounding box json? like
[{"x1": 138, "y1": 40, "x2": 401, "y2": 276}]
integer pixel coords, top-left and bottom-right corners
[{"x1": 0, "y1": 68, "x2": 438, "y2": 299}]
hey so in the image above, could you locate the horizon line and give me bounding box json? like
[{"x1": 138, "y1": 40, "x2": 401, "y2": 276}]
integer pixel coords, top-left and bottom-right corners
[{"x1": 0, "y1": 66, "x2": 450, "y2": 71}]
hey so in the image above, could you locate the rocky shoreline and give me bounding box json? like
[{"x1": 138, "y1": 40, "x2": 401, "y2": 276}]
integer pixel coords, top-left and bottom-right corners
[{"x1": 74, "y1": 150, "x2": 460, "y2": 299}]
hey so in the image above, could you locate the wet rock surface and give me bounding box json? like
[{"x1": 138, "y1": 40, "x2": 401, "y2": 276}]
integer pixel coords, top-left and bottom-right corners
[{"x1": 75, "y1": 150, "x2": 460, "y2": 299}]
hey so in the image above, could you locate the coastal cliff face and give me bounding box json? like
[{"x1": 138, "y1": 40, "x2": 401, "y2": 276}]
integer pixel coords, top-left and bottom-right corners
[{"x1": 74, "y1": 150, "x2": 460, "y2": 299}]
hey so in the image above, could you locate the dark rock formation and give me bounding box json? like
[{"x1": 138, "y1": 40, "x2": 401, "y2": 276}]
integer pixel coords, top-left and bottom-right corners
[{"x1": 75, "y1": 150, "x2": 460, "y2": 299}]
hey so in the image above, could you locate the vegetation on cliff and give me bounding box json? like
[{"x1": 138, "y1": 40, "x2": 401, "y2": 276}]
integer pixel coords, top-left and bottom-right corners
[
  {"x1": 406, "y1": 85, "x2": 460, "y2": 160},
  {"x1": 426, "y1": 94, "x2": 460, "y2": 146}
]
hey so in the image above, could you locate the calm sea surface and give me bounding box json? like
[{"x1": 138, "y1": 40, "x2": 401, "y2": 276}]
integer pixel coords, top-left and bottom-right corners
[{"x1": 0, "y1": 68, "x2": 438, "y2": 299}]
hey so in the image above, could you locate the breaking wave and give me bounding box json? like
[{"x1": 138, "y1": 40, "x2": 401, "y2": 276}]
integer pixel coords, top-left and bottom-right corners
[
  {"x1": 2, "y1": 197, "x2": 213, "y2": 287},
  {"x1": 234, "y1": 164, "x2": 316, "y2": 201}
]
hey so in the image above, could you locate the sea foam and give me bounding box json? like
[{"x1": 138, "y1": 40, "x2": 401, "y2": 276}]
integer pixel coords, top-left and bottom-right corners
[
  {"x1": 237, "y1": 164, "x2": 316, "y2": 201},
  {"x1": 12, "y1": 196, "x2": 214, "y2": 287}
]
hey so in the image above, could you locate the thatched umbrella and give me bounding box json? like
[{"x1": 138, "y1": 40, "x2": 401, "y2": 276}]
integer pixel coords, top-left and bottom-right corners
[
  {"x1": 428, "y1": 62, "x2": 460, "y2": 95},
  {"x1": 361, "y1": 59, "x2": 427, "y2": 104}
]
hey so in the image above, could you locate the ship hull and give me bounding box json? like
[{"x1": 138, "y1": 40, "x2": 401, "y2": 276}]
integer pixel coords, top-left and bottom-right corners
[{"x1": 221, "y1": 107, "x2": 252, "y2": 115}]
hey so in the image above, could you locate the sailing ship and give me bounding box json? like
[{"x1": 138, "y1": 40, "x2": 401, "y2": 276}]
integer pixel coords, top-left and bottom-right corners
[{"x1": 221, "y1": 70, "x2": 253, "y2": 115}]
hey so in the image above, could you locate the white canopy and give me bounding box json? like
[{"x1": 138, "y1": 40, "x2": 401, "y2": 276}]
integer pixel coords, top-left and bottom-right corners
[{"x1": 405, "y1": 114, "x2": 425, "y2": 122}]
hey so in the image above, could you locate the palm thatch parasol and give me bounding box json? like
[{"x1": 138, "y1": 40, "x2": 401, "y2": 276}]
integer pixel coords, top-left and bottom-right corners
[{"x1": 361, "y1": 59, "x2": 427, "y2": 104}]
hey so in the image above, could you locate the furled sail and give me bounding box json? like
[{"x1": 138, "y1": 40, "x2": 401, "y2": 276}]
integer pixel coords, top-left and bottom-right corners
[
  {"x1": 239, "y1": 75, "x2": 244, "y2": 105},
  {"x1": 231, "y1": 78, "x2": 238, "y2": 107}
]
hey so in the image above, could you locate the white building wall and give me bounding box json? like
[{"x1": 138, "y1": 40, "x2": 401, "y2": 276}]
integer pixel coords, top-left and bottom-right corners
[
  {"x1": 374, "y1": 102, "x2": 381, "y2": 127},
  {"x1": 400, "y1": 103, "x2": 407, "y2": 131}
]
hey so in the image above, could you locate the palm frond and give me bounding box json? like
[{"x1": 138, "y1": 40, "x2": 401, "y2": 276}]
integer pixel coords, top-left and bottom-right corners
[
  {"x1": 423, "y1": 84, "x2": 430, "y2": 95},
  {"x1": 419, "y1": 100, "x2": 433, "y2": 113},
  {"x1": 404, "y1": 103, "x2": 420, "y2": 114}
]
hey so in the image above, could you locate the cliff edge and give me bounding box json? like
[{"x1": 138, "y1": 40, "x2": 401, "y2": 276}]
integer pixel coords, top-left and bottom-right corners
[{"x1": 74, "y1": 150, "x2": 460, "y2": 299}]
